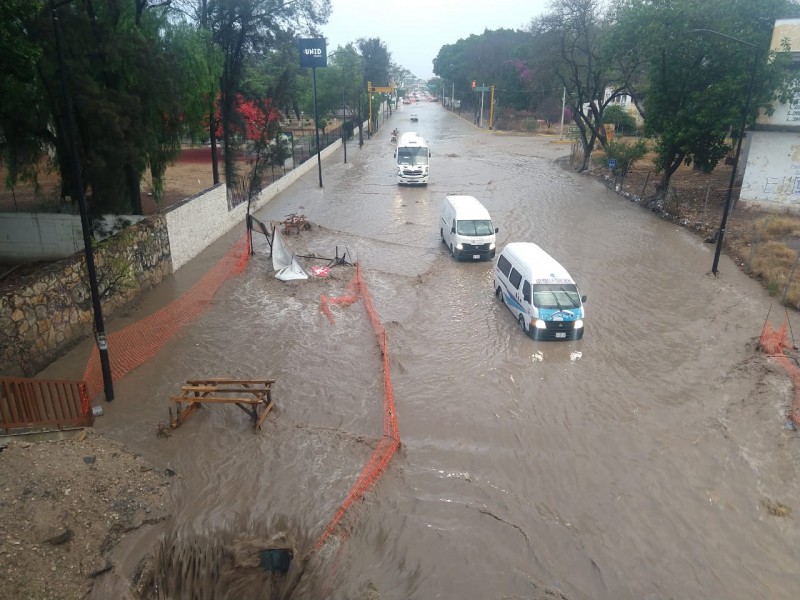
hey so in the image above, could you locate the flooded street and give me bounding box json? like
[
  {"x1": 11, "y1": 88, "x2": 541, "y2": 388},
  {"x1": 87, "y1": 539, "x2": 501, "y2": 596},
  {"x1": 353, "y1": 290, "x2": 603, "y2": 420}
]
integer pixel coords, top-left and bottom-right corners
[{"x1": 50, "y1": 102, "x2": 799, "y2": 599}]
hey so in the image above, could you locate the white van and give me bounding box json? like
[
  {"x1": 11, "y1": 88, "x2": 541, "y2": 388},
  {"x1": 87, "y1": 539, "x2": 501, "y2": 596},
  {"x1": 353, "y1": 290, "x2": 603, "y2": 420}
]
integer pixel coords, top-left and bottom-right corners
[
  {"x1": 394, "y1": 132, "x2": 430, "y2": 185},
  {"x1": 440, "y1": 195, "x2": 498, "y2": 261},
  {"x1": 494, "y1": 242, "x2": 586, "y2": 340}
]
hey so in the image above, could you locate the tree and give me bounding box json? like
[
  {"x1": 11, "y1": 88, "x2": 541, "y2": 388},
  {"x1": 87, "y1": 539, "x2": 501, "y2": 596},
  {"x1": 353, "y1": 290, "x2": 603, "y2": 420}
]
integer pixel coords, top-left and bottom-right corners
[
  {"x1": 1, "y1": 1, "x2": 217, "y2": 215},
  {"x1": 532, "y1": 0, "x2": 648, "y2": 171},
  {"x1": 358, "y1": 37, "x2": 391, "y2": 88},
  {"x1": 182, "y1": 0, "x2": 331, "y2": 186},
  {"x1": 601, "y1": 104, "x2": 637, "y2": 136},
  {"x1": 0, "y1": 0, "x2": 47, "y2": 191},
  {"x1": 610, "y1": 0, "x2": 800, "y2": 201},
  {"x1": 530, "y1": 0, "x2": 629, "y2": 171},
  {"x1": 433, "y1": 29, "x2": 534, "y2": 114},
  {"x1": 313, "y1": 44, "x2": 364, "y2": 128}
]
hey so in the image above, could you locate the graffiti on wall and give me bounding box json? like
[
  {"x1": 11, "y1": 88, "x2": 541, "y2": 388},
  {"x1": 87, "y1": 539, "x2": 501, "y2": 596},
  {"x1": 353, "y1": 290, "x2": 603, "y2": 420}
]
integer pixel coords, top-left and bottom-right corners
[
  {"x1": 763, "y1": 175, "x2": 800, "y2": 195},
  {"x1": 787, "y1": 94, "x2": 800, "y2": 123}
]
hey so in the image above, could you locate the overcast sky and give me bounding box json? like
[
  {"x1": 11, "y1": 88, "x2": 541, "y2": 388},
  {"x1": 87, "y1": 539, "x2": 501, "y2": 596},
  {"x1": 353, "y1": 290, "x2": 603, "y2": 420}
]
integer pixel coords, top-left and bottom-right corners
[{"x1": 321, "y1": 0, "x2": 550, "y2": 80}]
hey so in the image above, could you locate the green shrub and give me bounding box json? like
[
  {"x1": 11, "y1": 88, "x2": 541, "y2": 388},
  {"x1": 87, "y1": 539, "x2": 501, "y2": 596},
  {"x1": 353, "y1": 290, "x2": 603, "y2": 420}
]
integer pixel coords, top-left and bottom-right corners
[{"x1": 602, "y1": 139, "x2": 648, "y2": 176}]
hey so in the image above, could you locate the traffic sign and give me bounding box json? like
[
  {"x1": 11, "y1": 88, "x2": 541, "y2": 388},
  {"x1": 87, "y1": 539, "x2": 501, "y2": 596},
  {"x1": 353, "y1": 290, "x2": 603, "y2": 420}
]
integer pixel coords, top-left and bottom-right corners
[
  {"x1": 608, "y1": 159, "x2": 618, "y2": 169},
  {"x1": 475, "y1": 86, "x2": 490, "y2": 92}
]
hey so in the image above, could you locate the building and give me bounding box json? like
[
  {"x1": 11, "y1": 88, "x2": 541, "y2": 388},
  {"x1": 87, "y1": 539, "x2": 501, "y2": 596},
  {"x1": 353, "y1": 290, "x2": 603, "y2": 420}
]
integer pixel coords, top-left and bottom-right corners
[{"x1": 740, "y1": 19, "x2": 800, "y2": 210}]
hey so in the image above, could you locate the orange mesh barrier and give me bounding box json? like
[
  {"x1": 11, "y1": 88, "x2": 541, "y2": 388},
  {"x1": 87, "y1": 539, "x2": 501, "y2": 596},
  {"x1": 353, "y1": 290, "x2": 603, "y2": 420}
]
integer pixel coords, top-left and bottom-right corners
[
  {"x1": 758, "y1": 319, "x2": 800, "y2": 425},
  {"x1": 315, "y1": 265, "x2": 401, "y2": 552},
  {"x1": 82, "y1": 236, "x2": 251, "y2": 401}
]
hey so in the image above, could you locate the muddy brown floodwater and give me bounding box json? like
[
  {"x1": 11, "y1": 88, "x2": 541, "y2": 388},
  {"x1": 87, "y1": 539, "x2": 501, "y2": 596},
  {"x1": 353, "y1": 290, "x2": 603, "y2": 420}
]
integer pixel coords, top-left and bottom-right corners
[{"x1": 36, "y1": 102, "x2": 800, "y2": 599}]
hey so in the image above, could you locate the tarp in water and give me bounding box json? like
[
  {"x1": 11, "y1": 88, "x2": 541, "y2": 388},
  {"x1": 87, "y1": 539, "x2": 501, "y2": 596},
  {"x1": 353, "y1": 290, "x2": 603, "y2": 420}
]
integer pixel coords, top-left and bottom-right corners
[{"x1": 272, "y1": 227, "x2": 308, "y2": 281}]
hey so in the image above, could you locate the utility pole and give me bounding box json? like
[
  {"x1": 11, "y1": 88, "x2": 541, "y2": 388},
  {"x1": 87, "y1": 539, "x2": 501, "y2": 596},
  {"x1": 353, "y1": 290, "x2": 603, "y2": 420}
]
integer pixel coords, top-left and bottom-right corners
[
  {"x1": 489, "y1": 86, "x2": 495, "y2": 130},
  {"x1": 559, "y1": 87, "x2": 566, "y2": 140},
  {"x1": 311, "y1": 65, "x2": 322, "y2": 187},
  {"x1": 342, "y1": 86, "x2": 347, "y2": 163},
  {"x1": 479, "y1": 83, "x2": 485, "y2": 128},
  {"x1": 51, "y1": 0, "x2": 114, "y2": 401}
]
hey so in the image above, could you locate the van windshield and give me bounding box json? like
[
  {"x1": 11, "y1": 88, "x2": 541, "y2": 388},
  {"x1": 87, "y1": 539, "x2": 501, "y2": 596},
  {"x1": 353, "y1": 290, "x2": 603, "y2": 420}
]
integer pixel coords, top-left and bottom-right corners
[
  {"x1": 456, "y1": 219, "x2": 494, "y2": 236},
  {"x1": 397, "y1": 147, "x2": 429, "y2": 166},
  {"x1": 533, "y1": 284, "x2": 581, "y2": 309}
]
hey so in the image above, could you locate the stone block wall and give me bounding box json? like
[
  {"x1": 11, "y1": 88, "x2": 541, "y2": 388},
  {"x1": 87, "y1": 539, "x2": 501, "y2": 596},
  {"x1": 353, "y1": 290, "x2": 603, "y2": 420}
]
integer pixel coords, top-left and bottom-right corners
[{"x1": 0, "y1": 216, "x2": 171, "y2": 376}]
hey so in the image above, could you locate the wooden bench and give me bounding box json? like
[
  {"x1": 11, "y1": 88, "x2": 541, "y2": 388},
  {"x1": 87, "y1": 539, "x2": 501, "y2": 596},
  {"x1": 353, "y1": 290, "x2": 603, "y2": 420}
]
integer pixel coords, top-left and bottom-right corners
[{"x1": 169, "y1": 378, "x2": 275, "y2": 433}]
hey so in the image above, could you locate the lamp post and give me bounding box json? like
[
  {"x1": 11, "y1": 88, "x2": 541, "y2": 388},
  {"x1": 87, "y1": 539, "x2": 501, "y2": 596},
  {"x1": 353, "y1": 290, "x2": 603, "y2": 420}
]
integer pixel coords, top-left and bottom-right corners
[
  {"x1": 51, "y1": 0, "x2": 114, "y2": 401},
  {"x1": 327, "y1": 49, "x2": 348, "y2": 164},
  {"x1": 691, "y1": 29, "x2": 759, "y2": 277}
]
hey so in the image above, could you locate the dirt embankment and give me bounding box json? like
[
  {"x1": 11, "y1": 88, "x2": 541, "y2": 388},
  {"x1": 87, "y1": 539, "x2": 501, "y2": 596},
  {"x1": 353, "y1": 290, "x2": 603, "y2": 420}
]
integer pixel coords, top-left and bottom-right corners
[{"x1": 0, "y1": 430, "x2": 173, "y2": 599}]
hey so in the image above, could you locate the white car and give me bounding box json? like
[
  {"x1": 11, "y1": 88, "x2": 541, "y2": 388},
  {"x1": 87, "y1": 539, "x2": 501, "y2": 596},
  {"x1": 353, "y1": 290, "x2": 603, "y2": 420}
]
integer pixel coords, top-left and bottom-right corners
[{"x1": 410, "y1": 114, "x2": 419, "y2": 122}]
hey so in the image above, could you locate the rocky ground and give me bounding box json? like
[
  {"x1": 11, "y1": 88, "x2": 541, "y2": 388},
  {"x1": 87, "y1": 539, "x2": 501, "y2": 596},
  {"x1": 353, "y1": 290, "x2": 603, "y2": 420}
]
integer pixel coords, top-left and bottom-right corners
[{"x1": 0, "y1": 430, "x2": 173, "y2": 599}]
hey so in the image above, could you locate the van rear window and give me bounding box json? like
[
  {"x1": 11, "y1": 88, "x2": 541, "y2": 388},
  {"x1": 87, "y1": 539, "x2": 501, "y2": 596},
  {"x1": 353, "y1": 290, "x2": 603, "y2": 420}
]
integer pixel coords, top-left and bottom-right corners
[{"x1": 497, "y1": 255, "x2": 512, "y2": 276}]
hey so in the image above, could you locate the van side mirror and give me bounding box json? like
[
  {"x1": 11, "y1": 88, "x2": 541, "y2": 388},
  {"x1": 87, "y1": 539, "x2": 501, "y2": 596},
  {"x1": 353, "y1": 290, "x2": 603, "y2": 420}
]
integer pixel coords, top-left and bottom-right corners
[
  {"x1": 581, "y1": 295, "x2": 587, "y2": 303},
  {"x1": 429, "y1": 151, "x2": 432, "y2": 157},
  {"x1": 495, "y1": 227, "x2": 499, "y2": 233},
  {"x1": 393, "y1": 151, "x2": 396, "y2": 158},
  {"x1": 450, "y1": 226, "x2": 455, "y2": 234}
]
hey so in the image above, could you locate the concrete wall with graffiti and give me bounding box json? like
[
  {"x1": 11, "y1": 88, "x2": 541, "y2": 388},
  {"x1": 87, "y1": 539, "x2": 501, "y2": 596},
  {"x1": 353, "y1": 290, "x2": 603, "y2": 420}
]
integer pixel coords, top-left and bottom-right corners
[{"x1": 740, "y1": 18, "x2": 800, "y2": 211}]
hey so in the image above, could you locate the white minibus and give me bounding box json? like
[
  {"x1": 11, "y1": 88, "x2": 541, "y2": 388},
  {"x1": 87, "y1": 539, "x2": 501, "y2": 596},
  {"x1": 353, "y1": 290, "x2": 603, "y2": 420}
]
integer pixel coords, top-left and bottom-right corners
[
  {"x1": 440, "y1": 195, "x2": 498, "y2": 261},
  {"x1": 494, "y1": 242, "x2": 586, "y2": 340},
  {"x1": 394, "y1": 132, "x2": 430, "y2": 185}
]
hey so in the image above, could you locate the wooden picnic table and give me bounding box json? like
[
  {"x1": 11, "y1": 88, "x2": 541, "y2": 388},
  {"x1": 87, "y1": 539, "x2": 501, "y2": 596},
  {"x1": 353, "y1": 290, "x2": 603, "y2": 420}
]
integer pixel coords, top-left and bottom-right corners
[{"x1": 170, "y1": 378, "x2": 275, "y2": 433}]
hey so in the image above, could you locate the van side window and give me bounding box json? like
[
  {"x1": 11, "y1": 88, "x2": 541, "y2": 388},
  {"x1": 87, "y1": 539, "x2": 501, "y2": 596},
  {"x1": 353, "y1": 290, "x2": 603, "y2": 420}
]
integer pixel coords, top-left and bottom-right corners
[
  {"x1": 522, "y1": 280, "x2": 531, "y2": 302},
  {"x1": 497, "y1": 255, "x2": 512, "y2": 277},
  {"x1": 509, "y1": 268, "x2": 522, "y2": 289}
]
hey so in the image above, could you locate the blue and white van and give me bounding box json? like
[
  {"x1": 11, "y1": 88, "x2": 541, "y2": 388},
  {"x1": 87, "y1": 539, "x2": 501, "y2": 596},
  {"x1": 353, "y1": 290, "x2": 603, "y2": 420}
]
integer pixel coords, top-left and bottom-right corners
[{"x1": 494, "y1": 242, "x2": 586, "y2": 340}]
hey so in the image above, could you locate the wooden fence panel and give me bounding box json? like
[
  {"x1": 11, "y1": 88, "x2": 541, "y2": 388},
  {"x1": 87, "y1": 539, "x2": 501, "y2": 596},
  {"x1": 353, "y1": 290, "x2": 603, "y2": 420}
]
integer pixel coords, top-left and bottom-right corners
[{"x1": 1, "y1": 377, "x2": 93, "y2": 434}]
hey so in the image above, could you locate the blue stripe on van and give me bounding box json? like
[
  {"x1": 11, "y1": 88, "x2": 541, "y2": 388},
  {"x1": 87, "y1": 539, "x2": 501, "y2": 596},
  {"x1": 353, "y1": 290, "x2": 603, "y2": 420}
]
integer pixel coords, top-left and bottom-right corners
[{"x1": 503, "y1": 289, "x2": 526, "y2": 313}]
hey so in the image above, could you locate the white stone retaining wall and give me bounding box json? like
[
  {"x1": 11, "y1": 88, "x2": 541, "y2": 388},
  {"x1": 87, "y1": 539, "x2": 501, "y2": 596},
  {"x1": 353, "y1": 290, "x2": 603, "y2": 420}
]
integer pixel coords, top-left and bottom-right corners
[{"x1": 166, "y1": 137, "x2": 344, "y2": 272}]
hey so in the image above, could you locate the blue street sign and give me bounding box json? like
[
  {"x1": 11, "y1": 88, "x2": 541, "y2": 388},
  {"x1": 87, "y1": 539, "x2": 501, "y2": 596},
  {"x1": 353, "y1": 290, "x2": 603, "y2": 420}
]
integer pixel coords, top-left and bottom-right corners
[
  {"x1": 608, "y1": 159, "x2": 617, "y2": 169},
  {"x1": 298, "y1": 38, "x2": 327, "y2": 68}
]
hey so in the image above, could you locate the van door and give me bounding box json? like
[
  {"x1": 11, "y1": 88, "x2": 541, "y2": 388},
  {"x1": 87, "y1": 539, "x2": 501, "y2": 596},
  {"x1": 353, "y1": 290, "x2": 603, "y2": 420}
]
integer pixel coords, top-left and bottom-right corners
[
  {"x1": 507, "y1": 267, "x2": 525, "y2": 321},
  {"x1": 520, "y1": 279, "x2": 534, "y2": 330},
  {"x1": 440, "y1": 203, "x2": 453, "y2": 247}
]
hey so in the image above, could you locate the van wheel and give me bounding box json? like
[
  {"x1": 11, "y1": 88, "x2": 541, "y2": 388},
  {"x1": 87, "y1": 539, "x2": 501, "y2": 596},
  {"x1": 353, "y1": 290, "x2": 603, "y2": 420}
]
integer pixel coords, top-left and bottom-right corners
[
  {"x1": 450, "y1": 244, "x2": 457, "y2": 260},
  {"x1": 440, "y1": 228, "x2": 445, "y2": 243},
  {"x1": 495, "y1": 286, "x2": 504, "y2": 303},
  {"x1": 518, "y1": 315, "x2": 528, "y2": 335}
]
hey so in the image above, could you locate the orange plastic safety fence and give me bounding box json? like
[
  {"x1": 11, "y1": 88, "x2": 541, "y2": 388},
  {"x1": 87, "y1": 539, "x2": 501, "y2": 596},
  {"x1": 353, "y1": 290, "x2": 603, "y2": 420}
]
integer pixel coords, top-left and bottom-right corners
[
  {"x1": 315, "y1": 265, "x2": 401, "y2": 551},
  {"x1": 758, "y1": 320, "x2": 800, "y2": 425},
  {"x1": 82, "y1": 236, "x2": 251, "y2": 400}
]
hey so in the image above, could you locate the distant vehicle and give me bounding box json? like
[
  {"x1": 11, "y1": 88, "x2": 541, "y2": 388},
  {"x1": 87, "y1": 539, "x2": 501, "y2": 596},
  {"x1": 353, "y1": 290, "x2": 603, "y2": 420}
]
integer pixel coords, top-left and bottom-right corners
[
  {"x1": 410, "y1": 113, "x2": 419, "y2": 122},
  {"x1": 394, "y1": 132, "x2": 430, "y2": 185},
  {"x1": 402, "y1": 98, "x2": 410, "y2": 104}
]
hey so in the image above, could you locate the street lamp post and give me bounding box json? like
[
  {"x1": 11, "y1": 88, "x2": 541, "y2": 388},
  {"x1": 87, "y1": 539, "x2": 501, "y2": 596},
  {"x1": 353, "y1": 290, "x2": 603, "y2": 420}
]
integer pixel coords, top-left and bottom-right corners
[
  {"x1": 691, "y1": 29, "x2": 759, "y2": 277},
  {"x1": 51, "y1": 0, "x2": 114, "y2": 401},
  {"x1": 311, "y1": 65, "x2": 323, "y2": 187},
  {"x1": 342, "y1": 86, "x2": 347, "y2": 164}
]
